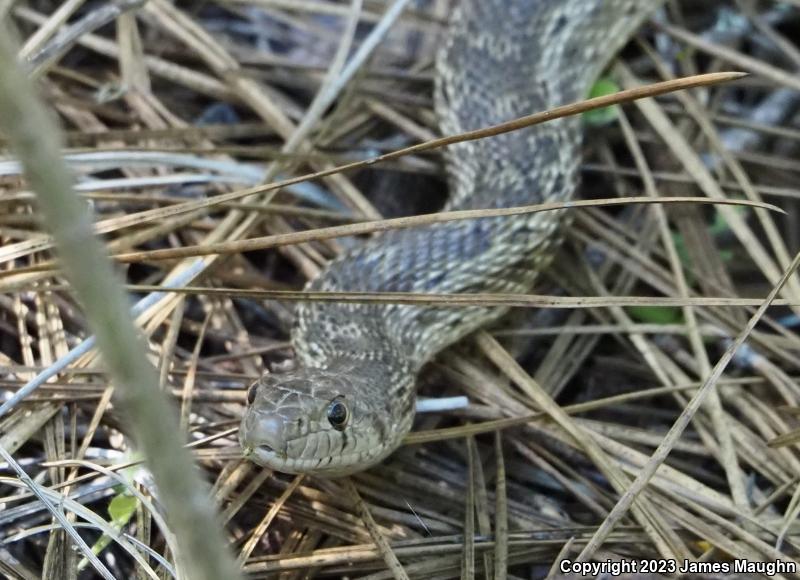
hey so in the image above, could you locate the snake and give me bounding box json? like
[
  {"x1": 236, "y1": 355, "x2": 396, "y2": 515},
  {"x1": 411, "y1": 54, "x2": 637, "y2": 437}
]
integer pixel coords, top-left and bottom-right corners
[{"x1": 240, "y1": 0, "x2": 663, "y2": 475}]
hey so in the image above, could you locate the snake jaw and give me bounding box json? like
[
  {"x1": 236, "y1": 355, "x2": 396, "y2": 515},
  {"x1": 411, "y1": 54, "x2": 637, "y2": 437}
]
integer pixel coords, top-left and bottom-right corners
[
  {"x1": 239, "y1": 427, "x2": 290, "y2": 468},
  {"x1": 245, "y1": 444, "x2": 286, "y2": 467}
]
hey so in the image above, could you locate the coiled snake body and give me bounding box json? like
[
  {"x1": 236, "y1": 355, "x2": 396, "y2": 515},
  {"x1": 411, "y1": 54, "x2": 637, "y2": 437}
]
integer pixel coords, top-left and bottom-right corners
[{"x1": 241, "y1": 0, "x2": 661, "y2": 475}]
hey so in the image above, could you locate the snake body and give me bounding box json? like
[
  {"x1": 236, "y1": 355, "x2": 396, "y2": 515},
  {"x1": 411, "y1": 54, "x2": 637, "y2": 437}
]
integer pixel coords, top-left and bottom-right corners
[{"x1": 241, "y1": 0, "x2": 661, "y2": 475}]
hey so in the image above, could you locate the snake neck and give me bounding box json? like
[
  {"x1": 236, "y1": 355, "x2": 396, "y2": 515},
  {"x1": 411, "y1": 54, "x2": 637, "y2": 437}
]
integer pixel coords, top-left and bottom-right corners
[
  {"x1": 240, "y1": 0, "x2": 666, "y2": 475},
  {"x1": 292, "y1": 0, "x2": 663, "y2": 371}
]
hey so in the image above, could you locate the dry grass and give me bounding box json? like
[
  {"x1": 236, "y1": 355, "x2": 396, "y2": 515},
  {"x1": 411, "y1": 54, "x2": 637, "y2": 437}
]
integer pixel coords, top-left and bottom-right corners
[{"x1": 2, "y1": 1, "x2": 800, "y2": 579}]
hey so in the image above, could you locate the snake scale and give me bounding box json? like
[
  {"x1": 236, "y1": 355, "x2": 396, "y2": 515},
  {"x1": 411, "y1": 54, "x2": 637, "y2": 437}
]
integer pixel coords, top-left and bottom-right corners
[{"x1": 240, "y1": 0, "x2": 662, "y2": 475}]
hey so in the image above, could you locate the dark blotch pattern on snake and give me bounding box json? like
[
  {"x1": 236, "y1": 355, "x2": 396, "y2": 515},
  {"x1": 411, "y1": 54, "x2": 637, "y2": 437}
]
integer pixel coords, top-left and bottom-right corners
[{"x1": 240, "y1": 0, "x2": 663, "y2": 475}]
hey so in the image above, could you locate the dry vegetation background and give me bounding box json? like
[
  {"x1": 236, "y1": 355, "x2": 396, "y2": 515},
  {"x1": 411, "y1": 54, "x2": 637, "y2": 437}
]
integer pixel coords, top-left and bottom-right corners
[{"x1": 2, "y1": 0, "x2": 800, "y2": 578}]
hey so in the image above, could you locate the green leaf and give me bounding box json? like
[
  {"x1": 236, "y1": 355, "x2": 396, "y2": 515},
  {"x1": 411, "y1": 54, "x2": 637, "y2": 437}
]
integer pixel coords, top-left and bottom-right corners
[
  {"x1": 671, "y1": 232, "x2": 690, "y2": 265},
  {"x1": 108, "y1": 492, "x2": 138, "y2": 525},
  {"x1": 627, "y1": 305, "x2": 683, "y2": 325},
  {"x1": 709, "y1": 205, "x2": 746, "y2": 236},
  {"x1": 79, "y1": 491, "x2": 139, "y2": 571},
  {"x1": 584, "y1": 78, "x2": 620, "y2": 126},
  {"x1": 719, "y1": 249, "x2": 733, "y2": 263}
]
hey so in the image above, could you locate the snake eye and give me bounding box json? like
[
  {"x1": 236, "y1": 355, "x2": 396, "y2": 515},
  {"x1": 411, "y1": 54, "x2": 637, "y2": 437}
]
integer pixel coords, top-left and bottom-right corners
[
  {"x1": 247, "y1": 384, "x2": 258, "y2": 405},
  {"x1": 327, "y1": 398, "x2": 349, "y2": 431}
]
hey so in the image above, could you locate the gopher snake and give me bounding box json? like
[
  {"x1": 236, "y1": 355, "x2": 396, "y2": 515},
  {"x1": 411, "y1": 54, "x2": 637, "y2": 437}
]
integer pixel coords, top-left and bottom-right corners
[{"x1": 240, "y1": 0, "x2": 662, "y2": 475}]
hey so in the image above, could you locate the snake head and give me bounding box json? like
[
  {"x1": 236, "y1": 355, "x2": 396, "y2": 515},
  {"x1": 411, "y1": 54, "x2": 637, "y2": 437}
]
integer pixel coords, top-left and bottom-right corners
[{"x1": 239, "y1": 362, "x2": 415, "y2": 476}]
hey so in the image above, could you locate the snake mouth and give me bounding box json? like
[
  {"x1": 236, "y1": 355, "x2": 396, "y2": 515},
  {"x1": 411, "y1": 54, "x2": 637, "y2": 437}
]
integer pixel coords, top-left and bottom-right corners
[
  {"x1": 246, "y1": 444, "x2": 282, "y2": 469},
  {"x1": 241, "y1": 442, "x2": 281, "y2": 463}
]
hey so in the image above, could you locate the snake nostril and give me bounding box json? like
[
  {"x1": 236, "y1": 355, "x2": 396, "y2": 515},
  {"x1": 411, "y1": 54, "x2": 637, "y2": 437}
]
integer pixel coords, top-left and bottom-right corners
[{"x1": 258, "y1": 444, "x2": 275, "y2": 453}]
